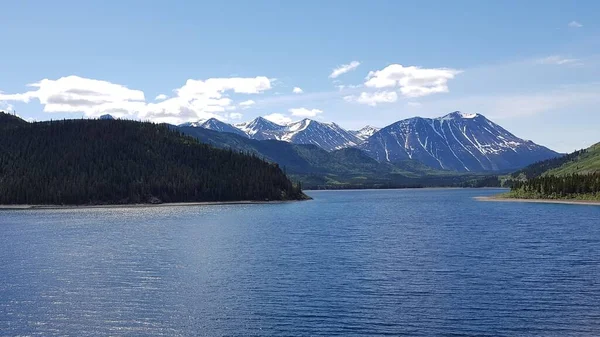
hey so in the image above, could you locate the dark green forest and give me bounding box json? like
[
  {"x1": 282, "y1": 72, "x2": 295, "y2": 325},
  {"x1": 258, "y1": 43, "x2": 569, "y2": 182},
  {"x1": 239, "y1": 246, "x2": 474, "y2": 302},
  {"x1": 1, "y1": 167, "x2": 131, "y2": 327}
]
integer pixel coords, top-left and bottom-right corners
[
  {"x1": 509, "y1": 173, "x2": 600, "y2": 200},
  {"x1": 0, "y1": 114, "x2": 306, "y2": 205}
]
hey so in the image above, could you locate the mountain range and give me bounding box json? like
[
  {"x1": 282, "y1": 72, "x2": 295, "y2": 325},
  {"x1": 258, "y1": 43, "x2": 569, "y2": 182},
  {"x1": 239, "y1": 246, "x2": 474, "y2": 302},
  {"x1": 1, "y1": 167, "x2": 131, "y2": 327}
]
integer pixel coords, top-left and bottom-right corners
[
  {"x1": 178, "y1": 111, "x2": 559, "y2": 172},
  {"x1": 0, "y1": 110, "x2": 562, "y2": 190}
]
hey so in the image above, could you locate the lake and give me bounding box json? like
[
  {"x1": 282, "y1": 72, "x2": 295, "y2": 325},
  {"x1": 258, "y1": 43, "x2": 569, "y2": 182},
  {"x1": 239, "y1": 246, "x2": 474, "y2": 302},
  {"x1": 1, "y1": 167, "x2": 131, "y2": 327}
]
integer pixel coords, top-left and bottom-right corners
[{"x1": 1, "y1": 189, "x2": 599, "y2": 336}]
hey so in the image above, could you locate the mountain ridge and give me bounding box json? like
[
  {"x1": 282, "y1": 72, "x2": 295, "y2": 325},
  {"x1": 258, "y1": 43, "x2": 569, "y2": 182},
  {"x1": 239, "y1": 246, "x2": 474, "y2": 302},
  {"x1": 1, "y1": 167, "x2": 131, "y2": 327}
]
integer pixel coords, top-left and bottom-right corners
[{"x1": 184, "y1": 116, "x2": 362, "y2": 151}]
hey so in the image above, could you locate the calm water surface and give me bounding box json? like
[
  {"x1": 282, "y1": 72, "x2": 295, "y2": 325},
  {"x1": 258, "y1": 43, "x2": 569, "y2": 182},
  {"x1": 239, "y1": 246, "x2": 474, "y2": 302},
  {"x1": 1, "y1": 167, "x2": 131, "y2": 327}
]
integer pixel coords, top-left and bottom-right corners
[{"x1": 1, "y1": 189, "x2": 599, "y2": 336}]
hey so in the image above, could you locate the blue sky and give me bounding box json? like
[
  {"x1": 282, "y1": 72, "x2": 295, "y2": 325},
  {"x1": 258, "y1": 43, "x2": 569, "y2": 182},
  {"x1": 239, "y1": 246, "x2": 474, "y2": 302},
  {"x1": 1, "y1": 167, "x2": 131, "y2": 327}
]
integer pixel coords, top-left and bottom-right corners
[{"x1": 1, "y1": 0, "x2": 599, "y2": 152}]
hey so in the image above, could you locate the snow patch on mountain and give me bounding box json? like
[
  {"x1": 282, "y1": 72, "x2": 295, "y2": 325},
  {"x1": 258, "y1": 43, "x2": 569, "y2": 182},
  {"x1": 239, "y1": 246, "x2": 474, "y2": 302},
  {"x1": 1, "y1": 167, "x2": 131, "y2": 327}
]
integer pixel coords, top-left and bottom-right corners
[{"x1": 179, "y1": 118, "x2": 248, "y2": 137}]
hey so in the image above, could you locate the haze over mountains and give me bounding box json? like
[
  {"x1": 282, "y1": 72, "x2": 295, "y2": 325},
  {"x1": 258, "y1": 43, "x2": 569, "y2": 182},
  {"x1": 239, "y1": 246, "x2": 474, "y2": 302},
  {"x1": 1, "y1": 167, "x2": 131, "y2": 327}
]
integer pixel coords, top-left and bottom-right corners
[{"x1": 178, "y1": 111, "x2": 559, "y2": 172}]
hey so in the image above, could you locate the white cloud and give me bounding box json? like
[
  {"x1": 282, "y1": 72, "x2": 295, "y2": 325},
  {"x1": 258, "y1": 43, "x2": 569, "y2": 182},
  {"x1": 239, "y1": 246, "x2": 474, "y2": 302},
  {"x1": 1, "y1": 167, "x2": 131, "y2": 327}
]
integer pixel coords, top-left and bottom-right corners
[
  {"x1": 155, "y1": 94, "x2": 168, "y2": 101},
  {"x1": 176, "y1": 77, "x2": 271, "y2": 98},
  {"x1": 289, "y1": 107, "x2": 323, "y2": 117},
  {"x1": 229, "y1": 112, "x2": 243, "y2": 119},
  {"x1": 329, "y1": 61, "x2": 361, "y2": 79},
  {"x1": 336, "y1": 84, "x2": 363, "y2": 91},
  {"x1": 0, "y1": 75, "x2": 273, "y2": 125},
  {"x1": 364, "y1": 64, "x2": 462, "y2": 97},
  {"x1": 568, "y1": 21, "x2": 583, "y2": 28},
  {"x1": 536, "y1": 55, "x2": 581, "y2": 66},
  {"x1": 263, "y1": 113, "x2": 292, "y2": 125},
  {"x1": 344, "y1": 91, "x2": 398, "y2": 106},
  {"x1": 292, "y1": 87, "x2": 304, "y2": 94},
  {"x1": 239, "y1": 99, "x2": 256, "y2": 107},
  {"x1": 0, "y1": 75, "x2": 146, "y2": 117}
]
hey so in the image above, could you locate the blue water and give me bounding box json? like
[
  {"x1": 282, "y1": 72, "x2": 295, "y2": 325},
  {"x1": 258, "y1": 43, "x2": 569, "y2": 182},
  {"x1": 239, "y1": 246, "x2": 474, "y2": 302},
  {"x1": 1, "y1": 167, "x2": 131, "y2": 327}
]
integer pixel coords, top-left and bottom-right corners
[{"x1": 1, "y1": 189, "x2": 599, "y2": 336}]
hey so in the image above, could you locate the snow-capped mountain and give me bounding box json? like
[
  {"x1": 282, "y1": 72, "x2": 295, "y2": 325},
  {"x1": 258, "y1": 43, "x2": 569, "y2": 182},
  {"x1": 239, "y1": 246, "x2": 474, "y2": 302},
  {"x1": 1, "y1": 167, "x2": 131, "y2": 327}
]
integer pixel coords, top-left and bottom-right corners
[
  {"x1": 182, "y1": 117, "x2": 361, "y2": 151},
  {"x1": 280, "y1": 119, "x2": 362, "y2": 151},
  {"x1": 235, "y1": 117, "x2": 285, "y2": 140},
  {"x1": 358, "y1": 111, "x2": 559, "y2": 171},
  {"x1": 179, "y1": 118, "x2": 248, "y2": 138},
  {"x1": 350, "y1": 125, "x2": 380, "y2": 141}
]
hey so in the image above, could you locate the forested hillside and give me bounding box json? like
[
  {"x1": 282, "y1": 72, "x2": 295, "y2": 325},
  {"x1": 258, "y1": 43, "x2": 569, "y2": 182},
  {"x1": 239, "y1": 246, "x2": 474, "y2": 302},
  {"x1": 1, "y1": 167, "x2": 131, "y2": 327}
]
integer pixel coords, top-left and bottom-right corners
[
  {"x1": 544, "y1": 143, "x2": 600, "y2": 176},
  {"x1": 506, "y1": 142, "x2": 600, "y2": 200},
  {"x1": 510, "y1": 150, "x2": 583, "y2": 179},
  {"x1": 0, "y1": 113, "x2": 306, "y2": 205},
  {"x1": 0, "y1": 112, "x2": 28, "y2": 128}
]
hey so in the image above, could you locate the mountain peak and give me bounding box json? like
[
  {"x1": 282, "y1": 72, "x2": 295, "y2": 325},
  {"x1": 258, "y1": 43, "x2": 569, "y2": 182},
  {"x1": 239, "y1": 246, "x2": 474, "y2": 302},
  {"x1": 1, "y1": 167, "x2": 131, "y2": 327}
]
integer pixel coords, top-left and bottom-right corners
[
  {"x1": 441, "y1": 111, "x2": 481, "y2": 120},
  {"x1": 99, "y1": 114, "x2": 115, "y2": 120},
  {"x1": 359, "y1": 112, "x2": 558, "y2": 171},
  {"x1": 178, "y1": 118, "x2": 248, "y2": 137},
  {"x1": 251, "y1": 116, "x2": 283, "y2": 127},
  {"x1": 351, "y1": 125, "x2": 380, "y2": 141}
]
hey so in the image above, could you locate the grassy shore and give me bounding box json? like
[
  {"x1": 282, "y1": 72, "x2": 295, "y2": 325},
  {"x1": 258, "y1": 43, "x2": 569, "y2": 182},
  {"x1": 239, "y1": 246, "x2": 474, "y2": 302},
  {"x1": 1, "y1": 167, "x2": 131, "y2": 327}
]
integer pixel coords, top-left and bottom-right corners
[
  {"x1": 476, "y1": 191, "x2": 600, "y2": 206},
  {"x1": 501, "y1": 190, "x2": 600, "y2": 201}
]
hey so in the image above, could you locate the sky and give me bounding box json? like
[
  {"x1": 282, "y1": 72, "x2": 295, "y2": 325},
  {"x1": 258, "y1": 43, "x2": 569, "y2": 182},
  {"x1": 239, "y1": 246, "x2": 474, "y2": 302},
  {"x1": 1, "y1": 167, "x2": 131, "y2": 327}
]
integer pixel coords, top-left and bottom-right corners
[{"x1": 1, "y1": 0, "x2": 599, "y2": 153}]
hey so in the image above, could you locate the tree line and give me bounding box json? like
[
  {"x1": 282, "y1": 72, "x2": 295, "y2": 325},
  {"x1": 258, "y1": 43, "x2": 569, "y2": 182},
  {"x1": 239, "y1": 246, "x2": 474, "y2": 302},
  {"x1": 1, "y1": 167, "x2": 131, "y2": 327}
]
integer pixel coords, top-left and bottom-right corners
[{"x1": 510, "y1": 173, "x2": 600, "y2": 199}]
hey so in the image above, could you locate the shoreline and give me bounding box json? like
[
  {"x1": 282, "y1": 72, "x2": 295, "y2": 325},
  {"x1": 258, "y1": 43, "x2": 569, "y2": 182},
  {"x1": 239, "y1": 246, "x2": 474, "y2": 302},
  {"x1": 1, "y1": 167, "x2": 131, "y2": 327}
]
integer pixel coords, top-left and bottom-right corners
[
  {"x1": 306, "y1": 187, "x2": 507, "y2": 192},
  {"x1": 475, "y1": 196, "x2": 600, "y2": 206},
  {"x1": 0, "y1": 200, "x2": 304, "y2": 211}
]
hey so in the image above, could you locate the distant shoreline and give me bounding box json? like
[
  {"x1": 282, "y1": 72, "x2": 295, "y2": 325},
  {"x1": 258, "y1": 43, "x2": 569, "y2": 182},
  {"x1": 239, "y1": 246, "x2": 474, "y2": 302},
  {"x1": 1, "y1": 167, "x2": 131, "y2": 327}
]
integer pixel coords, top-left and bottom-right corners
[
  {"x1": 0, "y1": 200, "x2": 302, "y2": 211},
  {"x1": 306, "y1": 187, "x2": 507, "y2": 192},
  {"x1": 475, "y1": 196, "x2": 600, "y2": 206}
]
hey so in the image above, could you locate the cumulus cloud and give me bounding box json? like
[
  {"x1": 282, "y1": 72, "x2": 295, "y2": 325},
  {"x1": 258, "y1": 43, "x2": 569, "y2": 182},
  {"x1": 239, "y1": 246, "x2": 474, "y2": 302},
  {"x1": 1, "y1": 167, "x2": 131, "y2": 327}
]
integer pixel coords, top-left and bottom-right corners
[
  {"x1": 292, "y1": 87, "x2": 304, "y2": 94},
  {"x1": 289, "y1": 107, "x2": 323, "y2": 117},
  {"x1": 364, "y1": 64, "x2": 462, "y2": 98},
  {"x1": 344, "y1": 91, "x2": 398, "y2": 106},
  {"x1": 568, "y1": 21, "x2": 583, "y2": 28},
  {"x1": 155, "y1": 94, "x2": 168, "y2": 101},
  {"x1": 0, "y1": 76, "x2": 146, "y2": 117},
  {"x1": 239, "y1": 99, "x2": 256, "y2": 107},
  {"x1": 0, "y1": 75, "x2": 273, "y2": 124},
  {"x1": 536, "y1": 55, "x2": 581, "y2": 66},
  {"x1": 329, "y1": 61, "x2": 361, "y2": 79},
  {"x1": 263, "y1": 113, "x2": 292, "y2": 125}
]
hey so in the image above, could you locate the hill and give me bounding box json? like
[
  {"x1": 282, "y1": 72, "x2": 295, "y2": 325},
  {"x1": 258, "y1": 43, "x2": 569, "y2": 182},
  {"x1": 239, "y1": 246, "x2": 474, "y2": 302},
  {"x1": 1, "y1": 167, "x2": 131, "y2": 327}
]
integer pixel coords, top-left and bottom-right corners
[
  {"x1": 544, "y1": 143, "x2": 600, "y2": 176},
  {"x1": 505, "y1": 142, "x2": 600, "y2": 201},
  {"x1": 0, "y1": 116, "x2": 306, "y2": 205},
  {"x1": 0, "y1": 111, "x2": 28, "y2": 128},
  {"x1": 509, "y1": 143, "x2": 599, "y2": 180}
]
